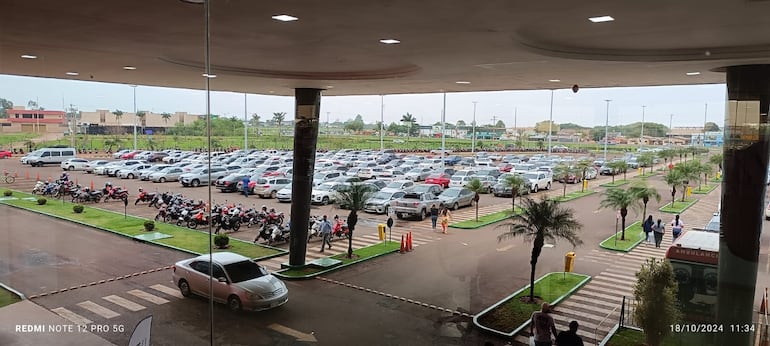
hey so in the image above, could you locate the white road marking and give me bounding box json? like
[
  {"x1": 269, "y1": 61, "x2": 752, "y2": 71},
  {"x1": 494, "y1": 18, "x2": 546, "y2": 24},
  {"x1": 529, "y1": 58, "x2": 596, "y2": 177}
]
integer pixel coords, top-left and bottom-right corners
[
  {"x1": 150, "y1": 284, "x2": 184, "y2": 299},
  {"x1": 543, "y1": 244, "x2": 555, "y2": 248},
  {"x1": 51, "y1": 307, "x2": 93, "y2": 325},
  {"x1": 76, "y1": 300, "x2": 120, "y2": 319},
  {"x1": 103, "y1": 295, "x2": 146, "y2": 312},
  {"x1": 127, "y1": 289, "x2": 170, "y2": 305},
  {"x1": 461, "y1": 242, "x2": 468, "y2": 246},
  {"x1": 496, "y1": 244, "x2": 515, "y2": 252}
]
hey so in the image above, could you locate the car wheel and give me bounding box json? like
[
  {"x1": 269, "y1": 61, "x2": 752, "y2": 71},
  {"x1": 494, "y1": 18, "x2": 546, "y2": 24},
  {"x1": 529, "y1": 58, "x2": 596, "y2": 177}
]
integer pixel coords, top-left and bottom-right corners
[
  {"x1": 420, "y1": 209, "x2": 427, "y2": 220},
  {"x1": 384, "y1": 205, "x2": 390, "y2": 215},
  {"x1": 178, "y1": 279, "x2": 192, "y2": 297},
  {"x1": 227, "y1": 295, "x2": 242, "y2": 311},
  {"x1": 128, "y1": 173, "x2": 134, "y2": 179},
  {"x1": 192, "y1": 179, "x2": 200, "y2": 187},
  {"x1": 322, "y1": 197, "x2": 329, "y2": 205},
  {"x1": 397, "y1": 213, "x2": 404, "y2": 220},
  {"x1": 453, "y1": 202, "x2": 459, "y2": 210},
  {"x1": 68, "y1": 166, "x2": 74, "y2": 171},
  {"x1": 533, "y1": 185, "x2": 539, "y2": 192},
  {"x1": 270, "y1": 191, "x2": 277, "y2": 199},
  {"x1": 159, "y1": 177, "x2": 166, "y2": 183},
  {"x1": 546, "y1": 182, "x2": 551, "y2": 190}
]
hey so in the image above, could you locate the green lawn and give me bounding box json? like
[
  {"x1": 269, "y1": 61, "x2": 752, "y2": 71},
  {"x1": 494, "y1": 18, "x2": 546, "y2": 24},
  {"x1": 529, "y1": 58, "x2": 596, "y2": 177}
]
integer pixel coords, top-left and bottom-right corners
[
  {"x1": 450, "y1": 208, "x2": 519, "y2": 229},
  {"x1": 600, "y1": 179, "x2": 630, "y2": 187},
  {"x1": 476, "y1": 272, "x2": 589, "y2": 334},
  {"x1": 551, "y1": 190, "x2": 595, "y2": 202},
  {"x1": 1, "y1": 192, "x2": 284, "y2": 259},
  {"x1": 659, "y1": 198, "x2": 698, "y2": 214},
  {"x1": 691, "y1": 183, "x2": 718, "y2": 194},
  {"x1": 278, "y1": 241, "x2": 400, "y2": 277},
  {"x1": 600, "y1": 221, "x2": 645, "y2": 252},
  {"x1": 0, "y1": 287, "x2": 22, "y2": 308},
  {"x1": 636, "y1": 172, "x2": 657, "y2": 178},
  {"x1": 0, "y1": 133, "x2": 39, "y2": 148},
  {"x1": 606, "y1": 326, "x2": 715, "y2": 346}
]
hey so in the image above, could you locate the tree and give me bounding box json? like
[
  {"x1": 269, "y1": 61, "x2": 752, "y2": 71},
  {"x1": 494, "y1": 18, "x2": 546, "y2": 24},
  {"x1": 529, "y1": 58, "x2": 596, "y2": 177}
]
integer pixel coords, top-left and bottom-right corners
[
  {"x1": 497, "y1": 197, "x2": 583, "y2": 302},
  {"x1": 374, "y1": 121, "x2": 383, "y2": 137},
  {"x1": 161, "y1": 112, "x2": 172, "y2": 124},
  {"x1": 0, "y1": 98, "x2": 13, "y2": 118},
  {"x1": 335, "y1": 183, "x2": 377, "y2": 258},
  {"x1": 495, "y1": 120, "x2": 506, "y2": 129},
  {"x1": 663, "y1": 169, "x2": 685, "y2": 207},
  {"x1": 502, "y1": 174, "x2": 525, "y2": 212},
  {"x1": 250, "y1": 113, "x2": 261, "y2": 135},
  {"x1": 552, "y1": 164, "x2": 573, "y2": 198},
  {"x1": 136, "y1": 111, "x2": 147, "y2": 127},
  {"x1": 637, "y1": 152, "x2": 654, "y2": 174},
  {"x1": 27, "y1": 100, "x2": 44, "y2": 110},
  {"x1": 607, "y1": 160, "x2": 626, "y2": 184},
  {"x1": 673, "y1": 162, "x2": 698, "y2": 202},
  {"x1": 574, "y1": 160, "x2": 592, "y2": 192},
  {"x1": 600, "y1": 187, "x2": 636, "y2": 240},
  {"x1": 629, "y1": 182, "x2": 661, "y2": 223},
  {"x1": 614, "y1": 160, "x2": 629, "y2": 181},
  {"x1": 709, "y1": 153, "x2": 723, "y2": 172},
  {"x1": 400, "y1": 113, "x2": 416, "y2": 138},
  {"x1": 272, "y1": 112, "x2": 286, "y2": 138},
  {"x1": 657, "y1": 148, "x2": 677, "y2": 166},
  {"x1": 456, "y1": 120, "x2": 466, "y2": 127},
  {"x1": 704, "y1": 121, "x2": 720, "y2": 132},
  {"x1": 104, "y1": 135, "x2": 123, "y2": 152},
  {"x1": 634, "y1": 259, "x2": 681, "y2": 346},
  {"x1": 465, "y1": 178, "x2": 485, "y2": 222},
  {"x1": 535, "y1": 120, "x2": 559, "y2": 134},
  {"x1": 112, "y1": 110, "x2": 124, "y2": 123}
]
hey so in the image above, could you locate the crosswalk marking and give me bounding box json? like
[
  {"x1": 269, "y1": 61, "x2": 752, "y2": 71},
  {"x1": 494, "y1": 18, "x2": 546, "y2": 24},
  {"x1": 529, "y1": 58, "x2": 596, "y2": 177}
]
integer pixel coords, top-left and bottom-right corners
[
  {"x1": 150, "y1": 284, "x2": 184, "y2": 299},
  {"x1": 103, "y1": 295, "x2": 146, "y2": 312},
  {"x1": 127, "y1": 289, "x2": 170, "y2": 305},
  {"x1": 76, "y1": 300, "x2": 120, "y2": 319},
  {"x1": 51, "y1": 307, "x2": 93, "y2": 325}
]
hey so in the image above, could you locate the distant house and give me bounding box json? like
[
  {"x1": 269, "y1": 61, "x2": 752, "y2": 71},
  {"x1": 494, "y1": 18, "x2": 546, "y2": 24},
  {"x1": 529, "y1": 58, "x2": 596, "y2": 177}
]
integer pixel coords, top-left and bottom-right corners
[{"x1": 0, "y1": 107, "x2": 66, "y2": 133}]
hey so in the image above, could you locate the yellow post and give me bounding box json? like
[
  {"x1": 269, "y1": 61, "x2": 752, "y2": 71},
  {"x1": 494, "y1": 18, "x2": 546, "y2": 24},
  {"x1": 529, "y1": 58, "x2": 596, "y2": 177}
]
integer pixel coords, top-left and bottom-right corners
[
  {"x1": 564, "y1": 252, "x2": 575, "y2": 273},
  {"x1": 378, "y1": 224, "x2": 386, "y2": 240},
  {"x1": 687, "y1": 186, "x2": 692, "y2": 197},
  {"x1": 582, "y1": 180, "x2": 588, "y2": 191}
]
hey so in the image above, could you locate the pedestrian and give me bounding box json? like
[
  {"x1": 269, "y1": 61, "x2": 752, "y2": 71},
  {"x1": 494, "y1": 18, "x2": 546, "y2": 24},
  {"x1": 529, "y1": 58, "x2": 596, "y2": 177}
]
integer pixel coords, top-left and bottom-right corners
[
  {"x1": 430, "y1": 204, "x2": 439, "y2": 229},
  {"x1": 642, "y1": 215, "x2": 654, "y2": 244},
  {"x1": 319, "y1": 215, "x2": 333, "y2": 252},
  {"x1": 671, "y1": 214, "x2": 685, "y2": 240},
  {"x1": 242, "y1": 176, "x2": 250, "y2": 198},
  {"x1": 653, "y1": 219, "x2": 665, "y2": 248},
  {"x1": 440, "y1": 205, "x2": 451, "y2": 234},
  {"x1": 555, "y1": 320, "x2": 584, "y2": 346},
  {"x1": 530, "y1": 302, "x2": 557, "y2": 346}
]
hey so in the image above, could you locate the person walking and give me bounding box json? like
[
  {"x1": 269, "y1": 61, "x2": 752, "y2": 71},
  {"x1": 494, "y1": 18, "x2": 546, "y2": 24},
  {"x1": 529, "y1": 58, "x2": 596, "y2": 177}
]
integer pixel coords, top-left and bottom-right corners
[
  {"x1": 319, "y1": 215, "x2": 333, "y2": 252},
  {"x1": 555, "y1": 320, "x2": 584, "y2": 346},
  {"x1": 671, "y1": 214, "x2": 685, "y2": 240},
  {"x1": 642, "y1": 215, "x2": 654, "y2": 245},
  {"x1": 439, "y1": 206, "x2": 451, "y2": 234},
  {"x1": 430, "y1": 204, "x2": 439, "y2": 229},
  {"x1": 241, "y1": 176, "x2": 250, "y2": 198},
  {"x1": 653, "y1": 219, "x2": 665, "y2": 248},
  {"x1": 530, "y1": 302, "x2": 557, "y2": 346}
]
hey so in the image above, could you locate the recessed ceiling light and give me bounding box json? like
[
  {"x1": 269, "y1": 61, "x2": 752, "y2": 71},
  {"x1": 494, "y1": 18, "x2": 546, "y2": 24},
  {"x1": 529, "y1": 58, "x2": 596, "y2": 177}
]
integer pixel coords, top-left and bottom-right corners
[
  {"x1": 589, "y1": 15, "x2": 614, "y2": 23},
  {"x1": 326, "y1": 85, "x2": 334, "y2": 89},
  {"x1": 21, "y1": 54, "x2": 37, "y2": 59},
  {"x1": 65, "y1": 72, "x2": 79, "y2": 76},
  {"x1": 202, "y1": 73, "x2": 217, "y2": 78},
  {"x1": 549, "y1": 79, "x2": 561, "y2": 82},
  {"x1": 379, "y1": 39, "x2": 401, "y2": 44},
  {"x1": 455, "y1": 81, "x2": 471, "y2": 84},
  {"x1": 123, "y1": 66, "x2": 137, "y2": 70},
  {"x1": 272, "y1": 14, "x2": 298, "y2": 22},
  {"x1": 686, "y1": 72, "x2": 701, "y2": 76},
  {"x1": 179, "y1": 0, "x2": 204, "y2": 4}
]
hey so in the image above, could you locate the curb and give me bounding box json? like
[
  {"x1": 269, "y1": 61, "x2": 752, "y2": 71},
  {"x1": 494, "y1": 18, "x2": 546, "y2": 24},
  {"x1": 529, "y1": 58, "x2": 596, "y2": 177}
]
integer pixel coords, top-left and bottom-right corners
[
  {"x1": 273, "y1": 243, "x2": 401, "y2": 280},
  {"x1": 0, "y1": 282, "x2": 27, "y2": 301},
  {"x1": 659, "y1": 199, "x2": 698, "y2": 214},
  {"x1": 691, "y1": 184, "x2": 719, "y2": 195},
  {"x1": 449, "y1": 210, "x2": 516, "y2": 229},
  {"x1": 550, "y1": 190, "x2": 596, "y2": 203},
  {"x1": 599, "y1": 221, "x2": 644, "y2": 252},
  {"x1": 472, "y1": 272, "x2": 592, "y2": 338},
  {"x1": 599, "y1": 180, "x2": 630, "y2": 188}
]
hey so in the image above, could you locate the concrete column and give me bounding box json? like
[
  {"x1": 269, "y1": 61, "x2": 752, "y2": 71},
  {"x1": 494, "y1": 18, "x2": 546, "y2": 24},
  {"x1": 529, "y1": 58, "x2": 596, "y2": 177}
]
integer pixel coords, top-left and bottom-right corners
[
  {"x1": 288, "y1": 88, "x2": 322, "y2": 266},
  {"x1": 717, "y1": 65, "x2": 770, "y2": 345}
]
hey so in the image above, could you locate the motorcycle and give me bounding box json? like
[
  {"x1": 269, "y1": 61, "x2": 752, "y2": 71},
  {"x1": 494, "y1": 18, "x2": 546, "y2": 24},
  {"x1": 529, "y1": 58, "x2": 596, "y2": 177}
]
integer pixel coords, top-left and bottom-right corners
[
  {"x1": 187, "y1": 209, "x2": 211, "y2": 229},
  {"x1": 306, "y1": 215, "x2": 322, "y2": 242},
  {"x1": 134, "y1": 189, "x2": 157, "y2": 206},
  {"x1": 103, "y1": 186, "x2": 129, "y2": 202},
  {"x1": 31, "y1": 181, "x2": 46, "y2": 195},
  {"x1": 72, "y1": 188, "x2": 103, "y2": 203},
  {"x1": 254, "y1": 224, "x2": 273, "y2": 244},
  {"x1": 332, "y1": 218, "x2": 350, "y2": 240},
  {"x1": 215, "y1": 207, "x2": 242, "y2": 233},
  {"x1": 269, "y1": 224, "x2": 290, "y2": 245}
]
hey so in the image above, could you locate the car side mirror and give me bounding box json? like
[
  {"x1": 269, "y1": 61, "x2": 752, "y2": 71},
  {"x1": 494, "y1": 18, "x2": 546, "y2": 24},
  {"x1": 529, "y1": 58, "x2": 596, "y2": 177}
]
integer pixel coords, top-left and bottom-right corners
[{"x1": 217, "y1": 277, "x2": 228, "y2": 283}]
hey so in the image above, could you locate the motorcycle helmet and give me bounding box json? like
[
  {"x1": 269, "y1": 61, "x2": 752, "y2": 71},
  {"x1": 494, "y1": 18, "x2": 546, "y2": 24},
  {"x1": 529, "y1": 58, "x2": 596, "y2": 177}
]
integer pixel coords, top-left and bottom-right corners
[
  {"x1": 138, "y1": 187, "x2": 144, "y2": 192},
  {"x1": 105, "y1": 182, "x2": 112, "y2": 187}
]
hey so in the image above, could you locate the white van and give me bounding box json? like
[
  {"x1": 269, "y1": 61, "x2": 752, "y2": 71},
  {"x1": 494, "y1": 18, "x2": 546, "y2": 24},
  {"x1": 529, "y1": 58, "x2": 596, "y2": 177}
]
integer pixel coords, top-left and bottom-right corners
[{"x1": 24, "y1": 147, "x2": 77, "y2": 167}]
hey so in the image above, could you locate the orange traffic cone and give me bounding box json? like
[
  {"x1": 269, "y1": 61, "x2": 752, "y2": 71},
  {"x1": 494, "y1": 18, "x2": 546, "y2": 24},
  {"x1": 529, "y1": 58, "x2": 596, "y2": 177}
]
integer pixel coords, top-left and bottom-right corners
[
  {"x1": 407, "y1": 232, "x2": 413, "y2": 251},
  {"x1": 75, "y1": 178, "x2": 78, "y2": 186},
  {"x1": 25, "y1": 170, "x2": 30, "y2": 180},
  {"x1": 13, "y1": 171, "x2": 18, "y2": 178},
  {"x1": 90, "y1": 180, "x2": 94, "y2": 190},
  {"x1": 36, "y1": 172, "x2": 40, "y2": 181},
  {"x1": 400, "y1": 234, "x2": 405, "y2": 254},
  {"x1": 47, "y1": 176, "x2": 52, "y2": 183}
]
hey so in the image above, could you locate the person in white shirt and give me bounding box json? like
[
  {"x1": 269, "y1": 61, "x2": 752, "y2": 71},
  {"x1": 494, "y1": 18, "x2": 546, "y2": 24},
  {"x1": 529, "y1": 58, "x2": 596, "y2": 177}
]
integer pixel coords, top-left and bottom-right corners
[{"x1": 671, "y1": 214, "x2": 684, "y2": 240}]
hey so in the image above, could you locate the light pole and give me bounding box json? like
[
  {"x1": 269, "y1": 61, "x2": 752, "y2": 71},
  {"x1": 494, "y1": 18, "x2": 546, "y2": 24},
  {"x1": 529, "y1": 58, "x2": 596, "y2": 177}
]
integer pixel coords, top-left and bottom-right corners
[
  {"x1": 131, "y1": 85, "x2": 137, "y2": 150},
  {"x1": 603, "y1": 99, "x2": 611, "y2": 162},
  {"x1": 380, "y1": 95, "x2": 385, "y2": 152},
  {"x1": 441, "y1": 92, "x2": 447, "y2": 166},
  {"x1": 471, "y1": 101, "x2": 477, "y2": 153},
  {"x1": 243, "y1": 93, "x2": 248, "y2": 150},
  {"x1": 640, "y1": 105, "x2": 646, "y2": 151},
  {"x1": 703, "y1": 103, "x2": 708, "y2": 147},
  {"x1": 669, "y1": 114, "x2": 674, "y2": 146},
  {"x1": 547, "y1": 89, "x2": 554, "y2": 155}
]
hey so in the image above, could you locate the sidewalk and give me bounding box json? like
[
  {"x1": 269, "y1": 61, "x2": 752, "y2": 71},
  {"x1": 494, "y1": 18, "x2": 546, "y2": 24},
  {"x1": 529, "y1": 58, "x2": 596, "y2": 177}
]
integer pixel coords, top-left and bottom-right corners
[{"x1": 0, "y1": 300, "x2": 114, "y2": 346}]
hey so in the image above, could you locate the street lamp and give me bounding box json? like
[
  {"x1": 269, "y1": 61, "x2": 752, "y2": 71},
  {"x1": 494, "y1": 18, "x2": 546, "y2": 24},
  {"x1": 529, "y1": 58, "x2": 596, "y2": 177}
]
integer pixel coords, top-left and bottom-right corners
[
  {"x1": 640, "y1": 105, "x2": 646, "y2": 151},
  {"x1": 471, "y1": 101, "x2": 478, "y2": 153},
  {"x1": 669, "y1": 114, "x2": 674, "y2": 146},
  {"x1": 548, "y1": 89, "x2": 554, "y2": 155},
  {"x1": 604, "y1": 99, "x2": 611, "y2": 162},
  {"x1": 131, "y1": 85, "x2": 137, "y2": 150},
  {"x1": 380, "y1": 95, "x2": 385, "y2": 152},
  {"x1": 441, "y1": 92, "x2": 447, "y2": 166}
]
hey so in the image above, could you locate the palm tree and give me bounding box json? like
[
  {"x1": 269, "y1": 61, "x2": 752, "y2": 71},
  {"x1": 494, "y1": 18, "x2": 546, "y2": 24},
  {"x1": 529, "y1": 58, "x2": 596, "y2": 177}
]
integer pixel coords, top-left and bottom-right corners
[
  {"x1": 637, "y1": 152, "x2": 654, "y2": 174},
  {"x1": 612, "y1": 160, "x2": 629, "y2": 181},
  {"x1": 250, "y1": 113, "x2": 261, "y2": 136},
  {"x1": 161, "y1": 112, "x2": 172, "y2": 124},
  {"x1": 502, "y1": 174, "x2": 525, "y2": 212},
  {"x1": 400, "y1": 113, "x2": 416, "y2": 138},
  {"x1": 575, "y1": 159, "x2": 591, "y2": 192},
  {"x1": 272, "y1": 112, "x2": 286, "y2": 138},
  {"x1": 709, "y1": 153, "x2": 723, "y2": 174},
  {"x1": 673, "y1": 162, "x2": 697, "y2": 202},
  {"x1": 465, "y1": 178, "x2": 485, "y2": 222},
  {"x1": 112, "y1": 110, "x2": 123, "y2": 123},
  {"x1": 335, "y1": 183, "x2": 377, "y2": 258},
  {"x1": 136, "y1": 111, "x2": 147, "y2": 127},
  {"x1": 629, "y1": 182, "x2": 661, "y2": 223},
  {"x1": 663, "y1": 169, "x2": 685, "y2": 208},
  {"x1": 552, "y1": 164, "x2": 573, "y2": 198},
  {"x1": 497, "y1": 197, "x2": 583, "y2": 302},
  {"x1": 600, "y1": 187, "x2": 637, "y2": 240},
  {"x1": 658, "y1": 148, "x2": 676, "y2": 167}
]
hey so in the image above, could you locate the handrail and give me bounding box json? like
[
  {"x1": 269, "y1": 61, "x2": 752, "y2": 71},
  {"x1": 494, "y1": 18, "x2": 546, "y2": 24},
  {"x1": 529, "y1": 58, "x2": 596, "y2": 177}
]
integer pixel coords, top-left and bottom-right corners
[{"x1": 594, "y1": 304, "x2": 620, "y2": 345}]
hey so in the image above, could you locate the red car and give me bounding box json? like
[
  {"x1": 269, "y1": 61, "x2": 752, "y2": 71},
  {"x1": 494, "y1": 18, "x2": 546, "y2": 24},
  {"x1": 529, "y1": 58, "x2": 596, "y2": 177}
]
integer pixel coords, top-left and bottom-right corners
[
  {"x1": 0, "y1": 150, "x2": 12, "y2": 159},
  {"x1": 498, "y1": 163, "x2": 513, "y2": 172},
  {"x1": 425, "y1": 173, "x2": 451, "y2": 188},
  {"x1": 121, "y1": 150, "x2": 143, "y2": 159}
]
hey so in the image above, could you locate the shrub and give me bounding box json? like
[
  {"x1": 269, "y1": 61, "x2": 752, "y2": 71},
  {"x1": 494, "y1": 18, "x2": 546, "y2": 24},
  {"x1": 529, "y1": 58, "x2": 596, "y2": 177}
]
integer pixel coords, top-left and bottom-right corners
[
  {"x1": 37, "y1": 197, "x2": 47, "y2": 205},
  {"x1": 143, "y1": 220, "x2": 155, "y2": 232},
  {"x1": 634, "y1": 258, "x2": 681, "y2": 346},
  {"x1": 2, "y1": 190, "x2": 12, "y2": 197},
  {"x1": 214, "y1": 234, "x2": 230, "y2": 248},
  {"x1": 73, "y1": 205, "x2": 84, "y2": 214}
]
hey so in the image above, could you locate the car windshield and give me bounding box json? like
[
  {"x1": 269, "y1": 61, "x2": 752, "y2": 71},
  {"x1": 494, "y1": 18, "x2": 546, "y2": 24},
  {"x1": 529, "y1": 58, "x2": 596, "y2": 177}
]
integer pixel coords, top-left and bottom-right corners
[
  {"x1": 160, "y1": 167, "x2": 176, "y2": 173},
  {"x1": 224, "y1": 260, "x2": 268, "y2": 283},
  {"x1": 450, "y1": 176, "x2": 462, "y2": 181},
  {"x1": 316, "y1": 184, "x2": 334, "y2": 191},
  {"x1": 313, "y1": 173, "x2": 326, "y2": 180},
  {"x1": 256, "y1": 178, "x2": 268, "y2": 184},
  {"x1": 427, "y1": 174, "x2": 442, "y2": 179},
  {"x1": 372, "y1": 192, "x2": 392, "y2": 199},
  {"x1": 412, "y1": 185, "x2": 432, "y2": 193},
  {"x1": 524, "y1": 173, "x2": 539, "y2": 180},
  {"x1": 442, "y1": 189, "x2": 460, "y2": 197},
  {"x1": 385, "y1": 182, "x2": 405, "y2": 188}
]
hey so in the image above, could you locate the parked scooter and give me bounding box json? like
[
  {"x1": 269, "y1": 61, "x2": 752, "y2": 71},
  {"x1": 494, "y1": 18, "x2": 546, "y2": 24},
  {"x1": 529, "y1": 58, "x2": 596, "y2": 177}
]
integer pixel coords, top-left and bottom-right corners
[
  {"x1": 134, "y1": 188, "x2": 157, "y2": 205},
  {"x1": 215, "y1": 206, "x2": 242, "y2": 234}
]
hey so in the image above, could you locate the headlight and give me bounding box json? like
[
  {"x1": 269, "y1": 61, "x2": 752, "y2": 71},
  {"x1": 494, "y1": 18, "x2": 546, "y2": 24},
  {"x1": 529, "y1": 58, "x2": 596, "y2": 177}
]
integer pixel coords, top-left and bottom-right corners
[{"x1": 247, "y1": 292, "x2": 264, "y2": 299}]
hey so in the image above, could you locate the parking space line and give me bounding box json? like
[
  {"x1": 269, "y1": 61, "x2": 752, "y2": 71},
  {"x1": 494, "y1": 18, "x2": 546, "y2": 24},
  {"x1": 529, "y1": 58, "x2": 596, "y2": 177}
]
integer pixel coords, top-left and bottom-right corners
[
  {"x1": 51, "y1": 307, "x2": 93, "y2": 325},
  {"x1": 127, "y1": 289, "x2": 170, "y2": 305},
  {"x1": 103, "y1": 295, "x2": 146, "y2": 312},
  {"x1": 150, "y1": 284, "x2": 184, "y2": 299},
  {"x1": 76, "y1": 300, "x2": 120, "y2": 319}
]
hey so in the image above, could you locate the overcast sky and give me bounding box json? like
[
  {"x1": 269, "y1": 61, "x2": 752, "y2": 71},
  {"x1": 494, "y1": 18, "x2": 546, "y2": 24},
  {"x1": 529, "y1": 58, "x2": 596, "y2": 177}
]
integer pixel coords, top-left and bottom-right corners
[{"x1": 0, "y1": 74, "x2": 726, "y2": 129}]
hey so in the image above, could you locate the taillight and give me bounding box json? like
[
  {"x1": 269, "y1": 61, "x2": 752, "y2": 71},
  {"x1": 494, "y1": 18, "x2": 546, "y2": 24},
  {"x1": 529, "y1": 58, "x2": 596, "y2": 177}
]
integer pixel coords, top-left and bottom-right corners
[
  {"x1": 224, "y1": 181, "x2": 230, "y2": 185},
  {"x1": 413, "y1": 202, "x2": 419, "y2": 207},
  {"x1": 263, "y1": 185, "x2": 270, "y2": 188},
  {"x1": 172, "y1": 265, "x2": 176, "y2": 272}
]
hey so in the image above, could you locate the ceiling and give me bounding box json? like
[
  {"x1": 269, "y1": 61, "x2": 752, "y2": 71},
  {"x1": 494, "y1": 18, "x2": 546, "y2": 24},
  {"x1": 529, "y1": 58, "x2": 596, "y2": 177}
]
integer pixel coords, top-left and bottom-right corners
[{"x1": 2, "y1": 0, "x2": 769, "y2": 96}]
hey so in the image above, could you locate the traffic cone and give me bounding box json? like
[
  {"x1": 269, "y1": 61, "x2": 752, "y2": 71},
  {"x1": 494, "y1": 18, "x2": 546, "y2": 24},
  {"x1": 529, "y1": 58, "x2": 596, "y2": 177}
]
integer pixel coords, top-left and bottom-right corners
[
  {"x1": 36, "y1": 172, "x2": 40, "y2": 181},
  {"x1": 400, "y1": 234, "x2": 405, "y2": 254},
  {"x1": 13, "y1": 171, "x2": 18, "y2": 178},
  {"x1": 47, "y1": 176, "x2": 52, "y2": 183},
  {"x1": 407, "y1": 232, "x2": 413, "y2": 251},
  {"x1": 25, "y1": 170, "x2": 29, "y2": 180},
  {"x1": 90, "y1": 180, "x2": 94, "y2": 190}
]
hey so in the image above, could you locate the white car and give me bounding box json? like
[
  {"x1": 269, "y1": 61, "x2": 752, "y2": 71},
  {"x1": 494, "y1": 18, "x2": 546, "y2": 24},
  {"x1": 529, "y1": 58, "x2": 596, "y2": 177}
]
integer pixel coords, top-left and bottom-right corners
[
  {"x1": 84, "y1": 160, "x2": 112, "y2": 174},
  {"x1": 117, "y1": 164, "x2": 154, "y2": 179},
  {"x1": 311, "y1": 182, "x2": 345, "y2": 205},
  {"x1": 61, "y1": 158, "x2": 90, "y2": 171},
  {"x1": 276, "y1": 186, "x2": 292, "y2": 203},
  {"x1": 112, "y1": 149, "x2": 131, "y2": 159},
  {"x1": 380, "y1": 180, "x2": 415, "y2": 194},
  {"x1": 172, "y1": 252, "x2": 288, "y2": 311}
]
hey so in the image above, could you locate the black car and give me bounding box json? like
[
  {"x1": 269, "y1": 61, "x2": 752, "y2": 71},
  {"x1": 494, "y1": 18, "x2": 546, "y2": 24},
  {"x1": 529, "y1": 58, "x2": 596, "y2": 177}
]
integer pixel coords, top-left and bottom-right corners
[
  {"x1": 492, "y1": 180, "x2": 532, "y2": 197},
  {"x1": 148, "y1": 152, "x2": 169, "y2": 162},
  {"x1": 216, "y1": 173, "x2": 250, "y2": 192}
]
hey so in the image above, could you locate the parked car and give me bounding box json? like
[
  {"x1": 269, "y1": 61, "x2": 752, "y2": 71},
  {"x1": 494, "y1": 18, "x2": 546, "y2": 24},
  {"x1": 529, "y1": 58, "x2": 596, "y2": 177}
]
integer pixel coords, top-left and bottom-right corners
[
  {"x1": 523, "y1": 171, "x2": 552, "y2": 192},
  {"x1": 391, "y1": 192, "x2": 441, "y2": 220},
  {"x1": 437, "y1": 187, "x2": 476, "y2": 210},
  {"x1": 425, "y1": 173, "x2": 451, "y2": 188},
  {"x1": 150, "y1": 166, "x2": 185, "y2": 183},
  {"x1": 117, "y1": 164, "x2": 154, "y2": 179},
  {"x1": 112, "y1": 149, "x2": 131, "y2": 159},
  {"x1": 180, "y1": 167, "x2": 228, "y2": 187},
  {"x1": 583, "y1": 167, "x2": 598, "y2": 180},
  {"x1": 138, "y1": 165, "x2": 171, "y2": 181},
  {"x1": 171, "y1": 252, "x2": 288, "y2": 311},
  {"x1": 404, "y1": 167, "x2": 433, "y2": 182},
  {"x1": 84, "y1": 160, "x2": 111, "y2": 174},
  {"x1": 250, "y1": 177, "x2": 292, "y2": 198},
  {"x1": 444, "y1": 155, "x2": 463, "y2": 165},
  {"x1": 216, "y1": 173, "x2": 251, "y2": 192},
  {"x1": 492, "y1": 180, "x2": 532, "y2": 197},
  {"x1": 410, "y1": 183, "x2": 443, "y2": 197},
  {"x1": 312, "y1": 171, "x2": 342, "y2": 186},
  {"x1": 276, "y1": 185, "x2": 292, "y2": 203},
  {"x1": 147, "y1": 152, "x2": 170, "y2": 162},
  {"x1": 61, "y1": 158, "x2": 90, "y2": 171},
  {"x1": 380, "y1": 180, "x2": 415, "y2": 194},
  {"x1": 470, "y1": 175, "x2": 496, "y2": 193},
  {"x1": 364, "y1": 190, "x2": 406, "y2": 214},
  {"x1": 311, "y1": 182, "x2": 346, "y2": 205}
]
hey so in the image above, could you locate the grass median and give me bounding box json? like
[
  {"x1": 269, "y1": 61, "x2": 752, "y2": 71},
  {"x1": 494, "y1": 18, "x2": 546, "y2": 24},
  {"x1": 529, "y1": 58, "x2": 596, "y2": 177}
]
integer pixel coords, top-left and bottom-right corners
[
  {"x1": 599, "y1": 221, "x2": 645, "y2": 252},
  {"x1": 0, "y1": 287, "x2": 22, "y2": 308},
  {"x1": 659, "y1": 198, "x2": 697, "y2": 214},
  {"x1": 600, "y1": 179, "x2": 630, "y2": 187},
  {"x1": 692, "y1": 183, "x2": 718, "y2": 194},
  {"x1": 278, "y1": 241, "x2": 401, "y2": 278},
  {"x1": 551, "y1": 190, "x2": 595, "y2": 202},
  {"x1": 449, "y1": 208, "x2": 521, "y2": 229},
  {"x1": 0, "y1": 191, "x2": 284, "y2": 259}
]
